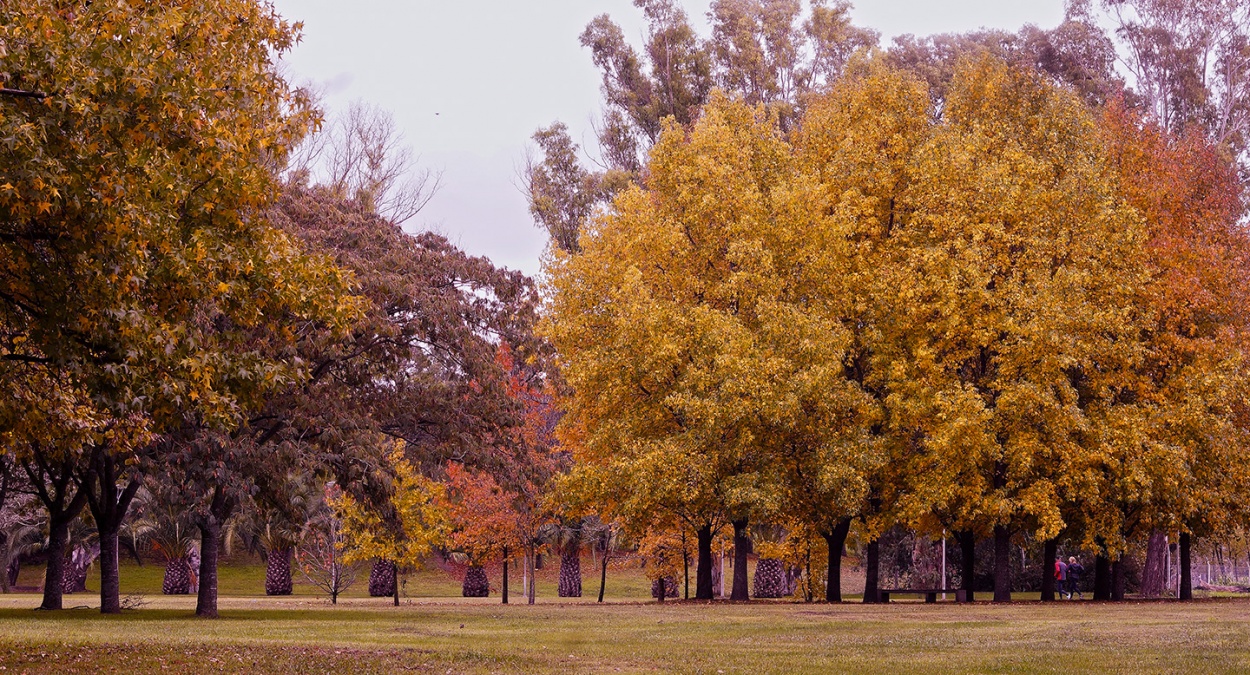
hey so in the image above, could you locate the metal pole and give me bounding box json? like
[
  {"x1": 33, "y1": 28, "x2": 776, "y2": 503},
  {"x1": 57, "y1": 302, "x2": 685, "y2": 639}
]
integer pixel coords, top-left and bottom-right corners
[{"x1": 941, "y1": 534, "x2": 947, "y2": 601}]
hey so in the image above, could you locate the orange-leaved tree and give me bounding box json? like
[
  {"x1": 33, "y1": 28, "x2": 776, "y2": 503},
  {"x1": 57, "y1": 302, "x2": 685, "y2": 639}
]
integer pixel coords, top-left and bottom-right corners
[{"x1": 443, "y1": 463, "x2": 522, "y2": 600}]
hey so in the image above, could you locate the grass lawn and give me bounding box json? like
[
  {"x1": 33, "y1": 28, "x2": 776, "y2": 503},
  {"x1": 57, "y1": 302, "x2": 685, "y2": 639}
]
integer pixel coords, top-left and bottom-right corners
[{"x1": 0, "y1": 593, "x2": 1248, "y2": 673}]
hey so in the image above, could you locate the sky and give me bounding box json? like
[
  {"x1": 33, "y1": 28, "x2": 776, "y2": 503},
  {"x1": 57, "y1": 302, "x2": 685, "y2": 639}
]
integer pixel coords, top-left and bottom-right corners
[{"x1": 272, "y1": 1, "x2": 1067, "y2": 277}]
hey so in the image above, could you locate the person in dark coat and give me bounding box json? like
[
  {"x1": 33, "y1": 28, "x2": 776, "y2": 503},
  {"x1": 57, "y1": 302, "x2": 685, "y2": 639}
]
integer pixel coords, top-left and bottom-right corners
[{"x1": 1067, "y1": 556, "x2": 1085, "y2": 599}]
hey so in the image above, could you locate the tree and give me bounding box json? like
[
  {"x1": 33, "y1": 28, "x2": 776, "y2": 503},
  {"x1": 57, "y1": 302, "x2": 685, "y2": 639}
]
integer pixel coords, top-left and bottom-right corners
[
  {"x1": 546, "y1": 93, "x2": 867, "y2": 602},
  {"x1": 791, "y1": 55, "x2": 935, "y2": 603},
  {"x1": 526, "y1": 1, "x2": 878, "y2": 254},
  {"x1": 443, "y1": 463, "x2": 521, "y2": 598},
  {"x1": 1, "y1": 0, "x2": 360, "y2": 616},
  {"x1": 1088, "y1": 99, "x2": 1250, "y2": 599},
  {"x1": 523, "y1": 124, "x2": 613, "y2": 254},
  {"x1": 290, "y1": 100, "x2": 441, "y2": 225},
  {"x1": 638, "y1": 527, "x2": 685, "y2": 602},
  {"x1": 337, "y1": 444, "x2": 450, "y2": 606},
  {"x1": 1097, "y1": 0, "x2": 1250, "y2": 163},
  {"x1": 160, "y1": 177, "x2": 538, "y2": 618},
  {"x1": 886, "y1": 16, "x2": 1125, "y2": 109},
  {"x1": 876, "y1": 55, "x2": 1149, "y2": 602},
  {"x1": 297, "y1": 483, "x2": 359, "y2": 605},
  {"x1": 1, "y1": 369, "x2": 111, "y2": 610}
]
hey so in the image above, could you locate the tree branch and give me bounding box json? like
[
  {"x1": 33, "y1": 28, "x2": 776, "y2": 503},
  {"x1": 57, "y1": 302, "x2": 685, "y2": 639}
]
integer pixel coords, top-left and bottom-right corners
[{"x1": 0, "y1": 88, "x2": 49, "y2": 100}]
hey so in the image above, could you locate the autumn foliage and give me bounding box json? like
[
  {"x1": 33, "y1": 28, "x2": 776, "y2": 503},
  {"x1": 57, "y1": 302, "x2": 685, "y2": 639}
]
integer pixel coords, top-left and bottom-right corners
[{"x1": 545, "y1": 51, "x2": 1250, "y2": 602}]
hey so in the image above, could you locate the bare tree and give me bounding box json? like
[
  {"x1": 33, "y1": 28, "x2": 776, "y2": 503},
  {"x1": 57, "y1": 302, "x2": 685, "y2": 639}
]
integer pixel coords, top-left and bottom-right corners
[
  {"x1": 290, "y1": 100, "x2": 442, "y2": 225},
  {"x1": 297, "y1": 487, "x2": 359, "y2": 605},
  {"x1": 1098, "y1": 0, "x2": 1250, "y2": 162}
]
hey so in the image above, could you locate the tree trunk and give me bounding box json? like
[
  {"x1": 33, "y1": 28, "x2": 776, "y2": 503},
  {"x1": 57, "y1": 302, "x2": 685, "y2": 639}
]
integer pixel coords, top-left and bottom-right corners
[
  {"x1": 822, "y1": 518, "x2": 851, "y2": 603},
  {"x1": 993, "y1": 525, "x2": 1012, "y2": 603},
  {"x1": 695, "y1": 524, "x2": 714, "y2": 600},
  {"x1": 393, "y1": 570, "x2": 400, "y2": 606},
  {"x1": 1111, "y1": 557, "x2": 1126, "y2": 601},
  {"x1": 557, "y1": 542, "x2": 582, "y2": 597},
  {"x1": 264, "y1": 548, "x2": 293, "y2": 596},
  {"x1": 1041, "y1": 538, "x2": 1057, "y2": 602},
  {"x1": 1140, "y1": 530, "x2": 1168, "y2": 598},
  {"x1": 651, "y1": 576, "x2": 676, "y2": 599},
  {"x1": 1094, "y1": 554, "x2": 1112, "y2": 600},
  {"x1": 598, "y1": 547, "x2": 608, "y2": 603},
  {"x1": 863, "y1": 538, "x2": 881, "y2": 604},
  {"x1": 1179, "y1": 532, "x2": 1193, "y2": 600},
  {"x1": 195, "y1": 518, "x2": 221, "y2": 618},
  {"x1": 731, "y1": 518, "x2": 751, "y2": 601},
  {"x1": 85, "y1": 455, "x2": 141, "y2": 615},
  {"x1": 195, "y1": 488, "x2": 233, "y2": 619},
  {"x1": 958, "y1": 530, "x2": 976, "y2": 602},
  {"x1": 40, "y1": 516, "x2": 70, "y2": 611},
  {"x1": 98, "y1": 527, "x2": 121, "y2": 613},
  {"x1": 526, "y1": 546, "x2": 536, "y2": 605},
  {"x1": 502, "y1": 547, "x2": 509, "y2": 604}
]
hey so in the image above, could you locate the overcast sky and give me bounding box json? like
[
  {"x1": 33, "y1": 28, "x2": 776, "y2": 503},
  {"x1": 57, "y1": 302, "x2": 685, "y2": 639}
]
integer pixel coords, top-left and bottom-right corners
[{"x1": 272, "y1": 1, "x2": 1067, "y2": 276}]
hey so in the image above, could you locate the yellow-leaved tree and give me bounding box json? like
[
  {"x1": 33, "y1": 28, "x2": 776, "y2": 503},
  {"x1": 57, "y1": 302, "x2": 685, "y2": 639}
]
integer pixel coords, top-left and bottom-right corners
[
  {"x1": 791, "y1": 54, "x2": 933, "y2": 603},
  {"x1": 336, "y1": 443, "x2": 449, "y2": 605},
  {"x1": 874, "y1": 55, "x2": 1150, "y2": 602},
  {"x1": 545, "y1": 95, "x2": 782, "y2": 600},
  {"x1": 545, "y1": 89, "x2": 896, "y2": 601}
]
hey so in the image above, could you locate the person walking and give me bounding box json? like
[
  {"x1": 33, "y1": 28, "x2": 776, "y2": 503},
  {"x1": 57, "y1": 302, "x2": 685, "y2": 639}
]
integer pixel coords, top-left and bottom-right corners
[
  {"x1": 1055, "y1": 556, "x2": 1069, "y2": 599},
  {"x1": 1067, "y1": 556, "x2": 1085, "y2": 599}
]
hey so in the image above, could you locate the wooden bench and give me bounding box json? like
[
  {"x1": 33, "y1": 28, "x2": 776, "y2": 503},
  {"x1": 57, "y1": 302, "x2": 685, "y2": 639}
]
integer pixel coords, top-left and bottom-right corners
[{"x1": 878, "y1": 588, "x2": 970, "y2": 603}]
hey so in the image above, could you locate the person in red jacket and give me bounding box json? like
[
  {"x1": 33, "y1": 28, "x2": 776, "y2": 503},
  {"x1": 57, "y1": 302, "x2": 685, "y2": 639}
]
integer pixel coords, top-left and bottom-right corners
[{"x1": 1055, "y1": 556, "x2": 1069, "y2": 599}]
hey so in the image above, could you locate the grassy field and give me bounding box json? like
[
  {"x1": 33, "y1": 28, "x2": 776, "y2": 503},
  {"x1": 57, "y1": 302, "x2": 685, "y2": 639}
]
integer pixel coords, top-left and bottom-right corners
[
  {"x1": 1, "y1": 592, "x2": 1249, "y2": 673},
  {"x1": 4, "y1": 559, "x2": 1248, "y2": 673}
]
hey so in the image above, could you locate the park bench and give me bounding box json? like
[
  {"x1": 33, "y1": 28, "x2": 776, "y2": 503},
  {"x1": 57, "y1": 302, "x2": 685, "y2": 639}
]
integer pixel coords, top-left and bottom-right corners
[{"x1": 878, "y1": 588, "x2": 970, "y2": 603}]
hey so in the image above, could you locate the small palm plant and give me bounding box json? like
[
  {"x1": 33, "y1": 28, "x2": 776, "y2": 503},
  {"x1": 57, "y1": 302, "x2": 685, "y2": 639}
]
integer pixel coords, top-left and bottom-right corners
[
  {"x1": 539, "y1": 518, "x2": 587, "y2": 598},
  {"x1": 131, "y1": 506, "x2": 199, "y2": 595},
  {"x1": 58, "y1": 516, "x2": 99, "y2": 594},
  {"x1": 0, "y1": 493, "x2": 43, "y2": 592},
  {"x1": 243, "y1": 471, "x2": 321, "y2": 596}
]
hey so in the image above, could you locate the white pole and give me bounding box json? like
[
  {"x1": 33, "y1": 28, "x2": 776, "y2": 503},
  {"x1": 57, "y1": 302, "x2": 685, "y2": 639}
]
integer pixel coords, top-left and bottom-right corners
[
  {"x1": 720, "y1": 545, "x2": 726, "y2": 598},
  {"x1": 1165, "y1": 535, "x2": 1171, "y2": 597},
  {"x1": 941, "y1": 534, "x2": 947, "y2": 601}
]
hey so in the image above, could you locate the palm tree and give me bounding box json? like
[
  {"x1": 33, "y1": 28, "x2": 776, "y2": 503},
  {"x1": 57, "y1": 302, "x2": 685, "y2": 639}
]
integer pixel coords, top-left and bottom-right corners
[
  {"x1": 751, "y1": 524, "x2": 790, "y2": 599},
  {"x1": 131, "y1": 506, "x2": 199, "y2": 595},
  {"x1": 367, "y1": 559, "x2": 396, "y2": 597},
  {"x1": 0, "y1": 493, "x2": 43, "y2": 592},
  {"x1": 58, "y1": 516, "x2": 99, "y2": 594},
  {"x1": 246, "y1": 472, "x2": 320, "y2": 596},
  {"x1": 540, "y1": 518, "x2": 587, "y2": 598}
]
